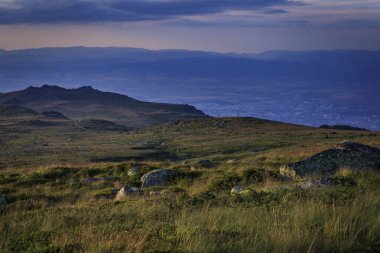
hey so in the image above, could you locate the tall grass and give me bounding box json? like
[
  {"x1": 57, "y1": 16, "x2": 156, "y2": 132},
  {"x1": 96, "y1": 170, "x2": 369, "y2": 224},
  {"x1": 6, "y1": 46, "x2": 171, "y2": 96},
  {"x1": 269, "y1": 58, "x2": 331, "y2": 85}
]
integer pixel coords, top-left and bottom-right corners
[
  {"x1": 1, "y1": 166, "x2": 380, "y2": 252},
  {"x1": 1, "y1": 192, "x2": 379, "y2": 252},
  {"x1": 175, "y1": 193, "x2": 380, "y2": 253}
]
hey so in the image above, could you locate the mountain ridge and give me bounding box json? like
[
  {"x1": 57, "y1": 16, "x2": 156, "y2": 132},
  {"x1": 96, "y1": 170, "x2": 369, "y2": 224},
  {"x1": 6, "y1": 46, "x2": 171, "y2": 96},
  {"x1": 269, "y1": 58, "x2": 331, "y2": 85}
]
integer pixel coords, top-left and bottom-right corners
[{"x1": 0, "y1": 85, "x2": 207, "y2": 128}]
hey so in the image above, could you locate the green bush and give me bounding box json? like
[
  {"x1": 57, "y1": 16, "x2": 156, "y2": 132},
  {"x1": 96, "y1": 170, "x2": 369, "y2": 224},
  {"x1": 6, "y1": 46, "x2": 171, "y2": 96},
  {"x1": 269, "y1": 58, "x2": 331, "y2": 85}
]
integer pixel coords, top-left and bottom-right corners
[
  {"x1": 330, "y1": 175, "x2": 357, "y2": 187},
  {"x1": 242, "y1": 168, "x2": 266, "y2": 183},
  {"x1": 19, "y1": 168, "x2": 77, "y2": 186},
  {"x1": 208, "y1": 173, "x2": 241, "y2": 192}
]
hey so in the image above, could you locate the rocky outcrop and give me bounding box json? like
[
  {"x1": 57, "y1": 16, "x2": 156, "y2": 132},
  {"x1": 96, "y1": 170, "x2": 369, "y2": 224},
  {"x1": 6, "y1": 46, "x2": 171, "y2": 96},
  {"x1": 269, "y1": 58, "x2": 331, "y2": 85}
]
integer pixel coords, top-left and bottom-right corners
[
  {"x1": 280, "y1": 140, "x2": 380, "y2": 178},
  {"x1": 140, "y1": 169, "x2": 180, "y2": 188}
]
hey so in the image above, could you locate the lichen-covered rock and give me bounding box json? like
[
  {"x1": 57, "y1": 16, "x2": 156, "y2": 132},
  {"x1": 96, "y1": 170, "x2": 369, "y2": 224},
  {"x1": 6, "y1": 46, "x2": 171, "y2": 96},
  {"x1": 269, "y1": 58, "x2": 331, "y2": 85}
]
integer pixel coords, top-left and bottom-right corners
[
  {"x1": 280, "y1": 140, "x2": 380, "y2": 178},
  {"x1": 231, "y1": 186, "x2": 250, "y2": 195},
  {"x1": 115, "y1": 186, "x2": 140, "y2": 201},
  {"x1": 140, "y1": 169, "x2": 179, "y2": 188},
  {"x1": 0, "y1": 196, "x2": 6, "y2": 204}
]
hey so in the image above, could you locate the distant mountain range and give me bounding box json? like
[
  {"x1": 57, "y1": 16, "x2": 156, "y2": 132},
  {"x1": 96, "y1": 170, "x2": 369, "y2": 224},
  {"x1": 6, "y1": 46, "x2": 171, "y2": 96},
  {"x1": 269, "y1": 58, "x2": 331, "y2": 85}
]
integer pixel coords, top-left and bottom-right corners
[
  {"x1": 0, "y1": 47, "x2": 379, "y2": 130},
  {"x1": 0, "y1": 85, "x2": 206, "y2": 128}
]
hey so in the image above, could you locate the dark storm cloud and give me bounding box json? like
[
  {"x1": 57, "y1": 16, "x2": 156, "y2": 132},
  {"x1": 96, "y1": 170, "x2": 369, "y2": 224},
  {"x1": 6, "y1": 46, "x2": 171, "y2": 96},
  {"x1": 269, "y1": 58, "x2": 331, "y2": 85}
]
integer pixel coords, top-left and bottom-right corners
[{"x1": 0, "y1": 0, "x2": 300, "y2": 24}]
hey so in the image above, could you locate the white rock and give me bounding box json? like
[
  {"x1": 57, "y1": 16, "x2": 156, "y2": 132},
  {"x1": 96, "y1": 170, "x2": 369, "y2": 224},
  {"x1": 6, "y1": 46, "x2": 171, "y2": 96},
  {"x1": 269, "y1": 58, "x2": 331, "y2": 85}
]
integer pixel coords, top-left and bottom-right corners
[
  {"x1": 115, "y1": 186, "x2": 139, "y2": 201},
  {"x1": 231, "y1": 186, "x2": 248, "y2": 194}
]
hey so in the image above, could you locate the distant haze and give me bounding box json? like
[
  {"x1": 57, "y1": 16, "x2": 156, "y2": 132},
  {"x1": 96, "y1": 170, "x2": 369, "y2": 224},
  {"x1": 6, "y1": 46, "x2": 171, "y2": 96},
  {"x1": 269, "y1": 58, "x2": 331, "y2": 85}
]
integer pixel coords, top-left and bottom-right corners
[{"x1": 0, "y1": 47, "x2": 379, "y2": 130}]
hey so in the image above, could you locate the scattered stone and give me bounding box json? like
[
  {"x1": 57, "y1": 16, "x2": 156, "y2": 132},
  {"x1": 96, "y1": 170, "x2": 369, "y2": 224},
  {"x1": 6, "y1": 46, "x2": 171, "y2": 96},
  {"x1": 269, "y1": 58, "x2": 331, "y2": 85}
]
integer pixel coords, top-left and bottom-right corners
[
  {"x1": 231, "y1": 186, "x2": 248, "y2": 195},
  {"x1": 196, "y1": 160, "x2": 212, "y2": 168},
  {"x1": 212, "y1": 119, "x2": 226, "y2": 127},
  {"x1": 0, "y1": 196, "x2": 6, "y2": 204},
  {"x1": 141, "y1": 169, "x2": 179, "y2": 188},
  {"x1": 280, "y1": 140, "x2": 380, "y2": 178},
  {"x1": 115, "y1": 186, "x2": 140, "y2": 201},
  {"x1": 226, "y1": 159, "x2": 236, "y2": 164}
]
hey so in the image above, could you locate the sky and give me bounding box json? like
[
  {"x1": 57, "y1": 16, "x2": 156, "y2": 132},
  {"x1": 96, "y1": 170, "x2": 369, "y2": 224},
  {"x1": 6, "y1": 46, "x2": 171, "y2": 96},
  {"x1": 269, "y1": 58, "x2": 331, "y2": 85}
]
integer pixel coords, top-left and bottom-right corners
[{"x1": 0, "y1": 0, "x2": 380, "y2": 52}]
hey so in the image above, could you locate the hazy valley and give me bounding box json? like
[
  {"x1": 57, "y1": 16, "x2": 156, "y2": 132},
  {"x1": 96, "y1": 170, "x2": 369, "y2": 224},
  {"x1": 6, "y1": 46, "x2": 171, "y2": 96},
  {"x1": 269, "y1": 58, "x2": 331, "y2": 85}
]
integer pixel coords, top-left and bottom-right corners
[{"x1": 1, "y1": 47, "x2": 379, "y2": 130}]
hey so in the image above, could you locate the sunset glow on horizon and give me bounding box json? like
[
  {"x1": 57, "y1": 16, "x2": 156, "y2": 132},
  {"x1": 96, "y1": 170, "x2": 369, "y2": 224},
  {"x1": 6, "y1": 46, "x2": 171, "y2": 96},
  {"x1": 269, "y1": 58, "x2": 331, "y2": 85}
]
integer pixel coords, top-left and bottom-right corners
[{"x1": 0, "y1": 0, "x2": 379, "y2": 52}]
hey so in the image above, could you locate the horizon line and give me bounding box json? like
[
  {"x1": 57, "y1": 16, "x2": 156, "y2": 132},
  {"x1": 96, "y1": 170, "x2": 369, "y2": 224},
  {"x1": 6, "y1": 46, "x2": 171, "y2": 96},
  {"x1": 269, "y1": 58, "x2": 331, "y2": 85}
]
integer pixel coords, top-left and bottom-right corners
[{"x1": 1, "y1": 46, "x2": 380, "y2": 55}]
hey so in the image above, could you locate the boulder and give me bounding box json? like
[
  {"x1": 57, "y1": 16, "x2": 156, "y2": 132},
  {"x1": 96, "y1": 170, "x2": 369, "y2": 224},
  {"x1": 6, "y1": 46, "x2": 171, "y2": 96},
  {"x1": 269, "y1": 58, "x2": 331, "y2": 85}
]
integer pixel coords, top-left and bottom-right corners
[
  {"x1": 140, "y1": 169, "x2": 179, "y2": 188},
  {"x1": 280, "y1": 140, "x2": 380, "y2": 178},
  {"x1": 0, "y1": 196, "x2": 6, "y2": 204},
  {"x1": 115, "y1": 186, "x2": 140, "y2": 201},
  {"x1": 231, "y1": 186, "x2": 249, "y2": 195}
]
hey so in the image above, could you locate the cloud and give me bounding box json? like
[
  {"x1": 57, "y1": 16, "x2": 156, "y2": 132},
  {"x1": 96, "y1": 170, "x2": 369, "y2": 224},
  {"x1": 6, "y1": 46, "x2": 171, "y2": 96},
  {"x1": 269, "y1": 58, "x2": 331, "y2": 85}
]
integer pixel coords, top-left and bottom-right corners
[{"x1": 0, "y1": 0, "x2": 301, "y2": 24}]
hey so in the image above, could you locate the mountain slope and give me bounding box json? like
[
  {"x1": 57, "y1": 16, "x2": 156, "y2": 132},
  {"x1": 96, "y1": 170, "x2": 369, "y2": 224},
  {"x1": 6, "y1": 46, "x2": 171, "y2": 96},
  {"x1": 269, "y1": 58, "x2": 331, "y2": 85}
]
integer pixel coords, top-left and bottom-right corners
[{"x1": 0, "y1": 85, "x2": 207, "y2": 128}]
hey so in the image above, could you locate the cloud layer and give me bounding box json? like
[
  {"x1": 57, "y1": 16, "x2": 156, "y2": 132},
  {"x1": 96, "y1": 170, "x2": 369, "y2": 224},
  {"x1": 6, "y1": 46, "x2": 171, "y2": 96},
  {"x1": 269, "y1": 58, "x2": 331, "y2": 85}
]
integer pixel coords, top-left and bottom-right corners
[{"x1": 0, "y1": 0, "x2": 299, "y2": 24}]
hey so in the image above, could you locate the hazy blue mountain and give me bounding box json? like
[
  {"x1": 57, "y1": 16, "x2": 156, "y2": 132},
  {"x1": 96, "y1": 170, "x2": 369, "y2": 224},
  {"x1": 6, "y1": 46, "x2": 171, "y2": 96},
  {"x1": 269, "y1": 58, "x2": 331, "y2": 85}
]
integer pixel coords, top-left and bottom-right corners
[{"x1": 0, "y1": 47, "x2": 379, "y2": 130}]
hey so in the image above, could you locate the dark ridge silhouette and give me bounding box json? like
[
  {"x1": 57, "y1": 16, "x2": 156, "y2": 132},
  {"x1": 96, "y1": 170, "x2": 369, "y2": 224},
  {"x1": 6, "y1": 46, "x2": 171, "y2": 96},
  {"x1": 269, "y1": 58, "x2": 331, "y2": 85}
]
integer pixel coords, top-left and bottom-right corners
[
  {"x1": 0, "y1": 85, "x2": 207, "y2": 128},
  {"x1": 320, "y1": 124, "x2": 369, "y2": 132}
]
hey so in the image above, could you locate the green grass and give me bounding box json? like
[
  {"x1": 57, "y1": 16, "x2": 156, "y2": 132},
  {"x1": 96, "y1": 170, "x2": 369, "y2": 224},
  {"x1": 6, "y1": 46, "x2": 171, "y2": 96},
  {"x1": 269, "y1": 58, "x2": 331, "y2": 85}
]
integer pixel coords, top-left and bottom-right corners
[
  {"x1": 1, "y1": 117, "x2": 379, "y2": 252},
  {"x1": 1, "y1": 164, "x2": 379, "y2": 252}
]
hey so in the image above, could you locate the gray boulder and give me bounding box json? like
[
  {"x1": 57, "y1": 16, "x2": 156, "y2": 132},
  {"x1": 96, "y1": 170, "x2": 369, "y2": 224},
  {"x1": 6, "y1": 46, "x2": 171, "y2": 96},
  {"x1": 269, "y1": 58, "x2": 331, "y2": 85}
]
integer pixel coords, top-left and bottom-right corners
[
  {"x1": 0, "y1": 196, "x2": 6, "y2": 204},
  {"x1": 141, "y1": 169, "x2": 179, "y2": 188},
  {"x1": 115, "y1": 186, "x2": 140, "y2": 201},
  {"x1": 280, "y1": 140, "x2": 380, "y2": 178}
]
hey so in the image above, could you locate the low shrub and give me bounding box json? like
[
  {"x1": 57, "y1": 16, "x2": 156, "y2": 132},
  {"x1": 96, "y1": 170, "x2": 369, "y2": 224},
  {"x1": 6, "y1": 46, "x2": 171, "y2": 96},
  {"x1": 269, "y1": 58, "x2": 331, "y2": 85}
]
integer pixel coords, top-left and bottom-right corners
[{"x1": 242, "y1": 168, "x2": 266, "y2": 183}]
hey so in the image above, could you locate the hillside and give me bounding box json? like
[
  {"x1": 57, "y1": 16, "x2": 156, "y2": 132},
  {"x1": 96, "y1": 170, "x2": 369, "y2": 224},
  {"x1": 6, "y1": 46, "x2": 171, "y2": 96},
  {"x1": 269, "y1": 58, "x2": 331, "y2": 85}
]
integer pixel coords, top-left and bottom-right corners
[
  {"x1": 0, "y1": 85, "x2": 207, "y2": 128},
  {"x1": 0, "y1": 115, "x2": 379, "y2": 252}
]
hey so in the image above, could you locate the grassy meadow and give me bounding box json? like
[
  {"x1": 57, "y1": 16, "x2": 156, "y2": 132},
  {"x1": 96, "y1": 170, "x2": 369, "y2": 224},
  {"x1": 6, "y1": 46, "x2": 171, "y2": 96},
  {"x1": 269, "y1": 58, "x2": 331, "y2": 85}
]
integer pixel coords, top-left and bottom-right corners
[{"x1": 1, "y1": 117, "x2": 380, "y2": 252}]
